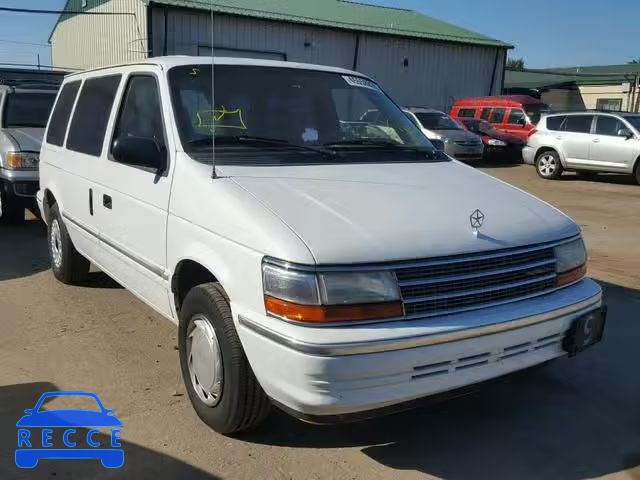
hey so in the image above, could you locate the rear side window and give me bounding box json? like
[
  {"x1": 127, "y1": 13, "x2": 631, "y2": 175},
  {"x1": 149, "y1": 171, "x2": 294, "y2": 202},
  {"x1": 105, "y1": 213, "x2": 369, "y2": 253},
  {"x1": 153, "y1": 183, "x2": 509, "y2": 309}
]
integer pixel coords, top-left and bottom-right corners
[
  {"x1": 67, "y1": 75, "x2": 121, "y2": 156},
  {"x1": 458, "y1": 108, "x2": 476, "y2": 118},
  {"x1": 490, "y1": 108, "x2": 506, "y2": 123},
  {"x1": 480, "y1": 108, "x2": 491, "y2": 120},
  {"x1": 546, "y1": 116, "x2": 566, "y2": 131},
  {"x1": 46, "y1": 81, "x2": 81, "y2": 146},
  {"x1": 595, "y1": 116, "x2": 624, "y2": 136},
  {"x1": 564, "y1": 115, "x2": 594, "y2": 134}
]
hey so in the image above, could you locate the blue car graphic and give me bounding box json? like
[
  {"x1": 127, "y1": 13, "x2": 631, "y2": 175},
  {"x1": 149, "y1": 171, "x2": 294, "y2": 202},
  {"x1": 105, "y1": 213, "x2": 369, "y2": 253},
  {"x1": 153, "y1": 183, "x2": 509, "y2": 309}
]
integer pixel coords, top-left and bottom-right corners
[{"x1": 16, "y1": 391, "x2": 124, "y2": 468}]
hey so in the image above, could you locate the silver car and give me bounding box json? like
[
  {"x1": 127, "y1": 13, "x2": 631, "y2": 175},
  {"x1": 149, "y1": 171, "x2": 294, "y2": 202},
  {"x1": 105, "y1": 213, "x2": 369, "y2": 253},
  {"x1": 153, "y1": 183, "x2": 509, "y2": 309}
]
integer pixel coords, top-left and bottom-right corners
[
  {"x1": 523, "y1": 111, "x2": 640, "y2": 183},
  {"x1": 0, "y1": 82, "x2": 57, "y2": 223},
  {"x1": 405, "y1": 107, "x2": 484, "y2": 161}
]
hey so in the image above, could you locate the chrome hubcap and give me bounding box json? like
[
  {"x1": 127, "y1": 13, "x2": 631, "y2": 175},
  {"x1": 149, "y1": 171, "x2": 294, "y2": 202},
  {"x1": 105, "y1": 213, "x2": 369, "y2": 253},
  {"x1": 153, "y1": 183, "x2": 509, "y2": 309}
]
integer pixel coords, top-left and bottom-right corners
[
  {"x1": 50, "y1": 220, "x2": 63, "y2": 268},
  {"x1": 539, "y1": 155, "x2": 557, "y2": 176},
  {"x1": 186, "y1": 314, "x2": 223, "y2": 407}
]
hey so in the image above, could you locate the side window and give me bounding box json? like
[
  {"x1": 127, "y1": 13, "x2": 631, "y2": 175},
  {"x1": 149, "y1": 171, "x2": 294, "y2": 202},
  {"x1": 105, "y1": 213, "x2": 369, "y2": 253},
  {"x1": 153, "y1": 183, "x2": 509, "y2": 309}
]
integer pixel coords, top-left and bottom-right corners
[
  {"x1": 67, "y1": 75, "x2": 121, "y2": 156},
  {"x1": 595, "y1": 116, "x2": 623, "y2": 136},
  {"x1": 111, "y1": 75, "x2": 166, "y2": 166},
  {"x1": 458, "y1": 108, "x2": 476, "y2": 118},
  {"x1": 546, "y1": 116, "x2": 566, "y2": 131},
  {"x1": 507, "y1": 109, "x2": 526, "y2": 126},
  {"x1": 480, "y1": 108, "x2": 491, "y2": 120},
  {"x1": 46, "y1": 81, "x2": 81, "y2": 146},
  {"x1": 490, "y1": 108, "x2": 506, "y2": 124},
  {"x1": 564, "y1": 115, "x2": 594, "y2": 134}
]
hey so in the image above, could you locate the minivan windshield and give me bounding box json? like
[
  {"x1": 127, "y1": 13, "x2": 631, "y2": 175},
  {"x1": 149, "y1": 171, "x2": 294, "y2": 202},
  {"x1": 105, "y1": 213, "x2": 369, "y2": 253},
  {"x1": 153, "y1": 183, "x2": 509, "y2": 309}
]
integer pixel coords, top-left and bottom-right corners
[
  {"x1": 3, "y1": 92, "x2": 56, "y2": 128},
  {"x1": 414, "y1": 112, "x2": 463, "y2": 131},
  {"x1": 168, "y1": 64, "x2": 441, "y2": 165},
  {"x1": 524, "y1": 104, "x2": 551, "y2": 125}
]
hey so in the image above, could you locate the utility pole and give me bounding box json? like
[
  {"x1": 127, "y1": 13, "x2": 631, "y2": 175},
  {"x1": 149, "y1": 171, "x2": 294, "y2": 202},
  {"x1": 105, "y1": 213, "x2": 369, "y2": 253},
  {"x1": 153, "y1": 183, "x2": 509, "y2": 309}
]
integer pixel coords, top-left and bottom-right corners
[{"x1": 37, "y1": 54, "x2": 41, "y2": 70}]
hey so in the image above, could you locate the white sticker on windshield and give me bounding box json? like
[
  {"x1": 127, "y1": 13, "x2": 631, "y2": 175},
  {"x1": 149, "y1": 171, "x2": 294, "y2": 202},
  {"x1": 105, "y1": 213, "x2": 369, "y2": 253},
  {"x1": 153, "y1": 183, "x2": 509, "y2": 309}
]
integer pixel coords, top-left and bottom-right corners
[{"x1": 342, "y1": 75, "x2": 381, "y2": 91}]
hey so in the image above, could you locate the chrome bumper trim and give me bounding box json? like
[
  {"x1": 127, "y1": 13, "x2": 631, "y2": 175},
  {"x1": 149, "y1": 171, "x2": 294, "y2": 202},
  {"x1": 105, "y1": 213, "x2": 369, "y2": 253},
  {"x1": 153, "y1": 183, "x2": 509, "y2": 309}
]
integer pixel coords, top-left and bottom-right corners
[{"x1": 238, "y1": 293, "x2": 602, "y2": 357}]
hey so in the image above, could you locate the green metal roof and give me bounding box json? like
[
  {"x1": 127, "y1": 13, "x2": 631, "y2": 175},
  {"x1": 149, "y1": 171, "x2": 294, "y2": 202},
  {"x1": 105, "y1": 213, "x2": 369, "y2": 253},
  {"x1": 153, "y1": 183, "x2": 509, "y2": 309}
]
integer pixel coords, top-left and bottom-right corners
[
  {"x1": 51, "y1": 0, "x2": 511, "y2": 48},
  {"x1": 505, "y1": 64, "x2": 640, "y2": 90}
]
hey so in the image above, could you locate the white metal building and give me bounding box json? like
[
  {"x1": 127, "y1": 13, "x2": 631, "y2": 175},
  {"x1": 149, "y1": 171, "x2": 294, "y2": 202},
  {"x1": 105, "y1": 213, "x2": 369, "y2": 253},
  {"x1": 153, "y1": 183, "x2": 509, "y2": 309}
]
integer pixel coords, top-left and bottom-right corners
[{"x1": 49, "y1": 0, "x2": 512, "y2": 110}]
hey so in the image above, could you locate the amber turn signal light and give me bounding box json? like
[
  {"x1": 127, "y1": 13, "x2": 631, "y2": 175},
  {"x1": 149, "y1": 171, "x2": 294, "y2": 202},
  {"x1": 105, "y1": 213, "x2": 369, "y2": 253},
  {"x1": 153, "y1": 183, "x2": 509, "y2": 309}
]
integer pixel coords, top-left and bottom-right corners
[
  {"x1": 264, "y1": 296, "x2": 404, "y2": 323},
  {"x1": 557, "y1": 264, "x2": 587, "y2": 287},
  {"x1": 6, "y1": 152, "x2": 24, "y2": 169}
]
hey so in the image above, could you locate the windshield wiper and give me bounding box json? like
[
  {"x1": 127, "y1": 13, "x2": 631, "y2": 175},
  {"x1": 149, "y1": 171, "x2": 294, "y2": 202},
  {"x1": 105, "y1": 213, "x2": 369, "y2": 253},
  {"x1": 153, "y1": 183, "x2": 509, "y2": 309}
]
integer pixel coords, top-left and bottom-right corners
[
  {"x1": 327, "y1": 140, "x2": 447, "y2": 160},
  {"x1": 324, "y1": 139, "x2": 401, "y2": 148},
  {"x1": 188, "y1": 135, "x2": 336, "y2": 157}
]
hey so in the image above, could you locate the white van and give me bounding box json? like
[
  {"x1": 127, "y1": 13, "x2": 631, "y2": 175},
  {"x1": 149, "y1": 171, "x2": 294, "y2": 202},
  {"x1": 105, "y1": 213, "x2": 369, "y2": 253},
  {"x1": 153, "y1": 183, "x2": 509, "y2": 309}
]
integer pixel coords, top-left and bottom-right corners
[{"x1": 38, "y1": 57, "x2": 605, "y2": 434}]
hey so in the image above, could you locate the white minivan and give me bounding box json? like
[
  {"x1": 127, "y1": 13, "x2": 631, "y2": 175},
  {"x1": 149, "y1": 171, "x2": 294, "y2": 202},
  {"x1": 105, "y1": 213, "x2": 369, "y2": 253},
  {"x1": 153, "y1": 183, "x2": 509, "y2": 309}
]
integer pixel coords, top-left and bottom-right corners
[{"x1": 38, "y1": 57, "x2": 605, "y2": 434}]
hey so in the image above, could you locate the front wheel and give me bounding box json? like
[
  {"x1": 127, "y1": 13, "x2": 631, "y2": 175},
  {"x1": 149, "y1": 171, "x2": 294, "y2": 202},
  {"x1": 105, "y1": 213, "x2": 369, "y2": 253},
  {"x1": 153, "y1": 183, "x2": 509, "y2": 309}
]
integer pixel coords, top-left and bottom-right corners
[
  {"x1": 48, "y1": 205, "x2": 90, "y2": 284},
  {"x1": 536, "y1": 151, "x2": 564, "y2": 180},
  {"x1": 179, "y1": 283, "x2": 271, "y2": 435}
]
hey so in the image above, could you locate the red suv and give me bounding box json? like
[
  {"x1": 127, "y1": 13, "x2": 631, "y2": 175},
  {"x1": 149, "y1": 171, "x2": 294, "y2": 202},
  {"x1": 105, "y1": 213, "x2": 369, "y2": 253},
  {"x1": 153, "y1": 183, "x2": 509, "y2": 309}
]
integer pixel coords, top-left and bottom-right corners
[{"x1": 450, "y1": 95, "x2": 550, "y2": 141}]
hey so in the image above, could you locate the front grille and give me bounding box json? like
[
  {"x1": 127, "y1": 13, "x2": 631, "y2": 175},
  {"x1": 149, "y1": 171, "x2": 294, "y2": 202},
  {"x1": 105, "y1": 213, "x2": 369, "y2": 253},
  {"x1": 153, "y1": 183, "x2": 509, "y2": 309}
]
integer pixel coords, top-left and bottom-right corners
[
  {"x1": 396, "y1": 244, "x2": 557, "y2": 318},
  {"x1": 454, "y1": 140, "x2": 482, "y2": 147}
]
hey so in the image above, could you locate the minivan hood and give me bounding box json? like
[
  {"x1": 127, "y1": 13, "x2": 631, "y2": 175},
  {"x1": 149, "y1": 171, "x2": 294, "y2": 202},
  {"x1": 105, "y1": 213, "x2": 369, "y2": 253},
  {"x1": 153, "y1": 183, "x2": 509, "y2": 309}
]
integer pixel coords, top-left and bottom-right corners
[
  {"x1": 431, "y1": 129, "x2": 480, "y2": 143},
  {"x1": 226, "y1": 162, "x2": 578, "y2": 264},
  {"x1": 3, "y1": 128, "x2": 44, "y2": 152}
]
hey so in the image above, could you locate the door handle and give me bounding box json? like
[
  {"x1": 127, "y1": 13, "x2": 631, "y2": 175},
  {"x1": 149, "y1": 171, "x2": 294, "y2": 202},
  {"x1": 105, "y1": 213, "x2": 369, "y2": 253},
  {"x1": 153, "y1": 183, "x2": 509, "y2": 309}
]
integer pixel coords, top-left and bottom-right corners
[
  {"x1": 89, "y1": 188, "x2": 94, "y2": 216},
  {"x1": 555, "y1": 136, "x2": 563, "y2": 140},
  {"x1": 592, "y1": 138, "x2": 600, "y2": 143},
  {"x1": 103, "y1": 194, "x2": 112, "y2": 210}
]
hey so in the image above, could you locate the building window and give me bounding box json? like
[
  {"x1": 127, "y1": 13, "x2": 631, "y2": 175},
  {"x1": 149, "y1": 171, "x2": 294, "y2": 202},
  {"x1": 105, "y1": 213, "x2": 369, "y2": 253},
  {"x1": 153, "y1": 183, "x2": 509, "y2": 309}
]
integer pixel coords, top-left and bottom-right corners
[{"x1": 596, "y1": 98, "x2": 622, "y2": 111}]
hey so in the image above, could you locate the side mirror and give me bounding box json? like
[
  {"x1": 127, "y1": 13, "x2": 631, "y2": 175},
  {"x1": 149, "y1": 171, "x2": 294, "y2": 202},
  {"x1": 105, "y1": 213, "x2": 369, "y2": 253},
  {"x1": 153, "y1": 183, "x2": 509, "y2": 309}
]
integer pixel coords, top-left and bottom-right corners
[
  {"x1": 112, "y1": 136, "x2": 166, "y2": 172},
  {"x1": 517, "y1": 118, "x2": 527, "y2": 127},
  {"x1": 617, "y1": 128, "x2": 634, "y2": 139},
  {"x1": 23, "y1": 409, "x2": 33, "y2": 415}
]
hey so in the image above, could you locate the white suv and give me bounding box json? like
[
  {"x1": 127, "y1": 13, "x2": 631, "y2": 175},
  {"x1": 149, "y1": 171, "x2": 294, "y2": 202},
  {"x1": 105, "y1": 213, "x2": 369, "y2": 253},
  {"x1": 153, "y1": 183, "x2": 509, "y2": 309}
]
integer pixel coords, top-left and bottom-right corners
[
  {"x1": 38, "y1": 57, "x2": 605, "y2": 434},
  {"x1": 523, "y1": 111, "x2": 640, "y2": 183}
]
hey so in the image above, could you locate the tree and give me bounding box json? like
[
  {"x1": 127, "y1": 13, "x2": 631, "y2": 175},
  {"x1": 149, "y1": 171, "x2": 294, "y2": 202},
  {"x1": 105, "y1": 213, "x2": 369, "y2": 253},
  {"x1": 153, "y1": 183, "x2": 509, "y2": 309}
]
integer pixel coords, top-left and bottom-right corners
[
  {"x1": 628, "y1": 58, "x2": 640, "y2": 64},
  {"x1": 507, "y1": 57, "x2": 525, "y2": 71}
]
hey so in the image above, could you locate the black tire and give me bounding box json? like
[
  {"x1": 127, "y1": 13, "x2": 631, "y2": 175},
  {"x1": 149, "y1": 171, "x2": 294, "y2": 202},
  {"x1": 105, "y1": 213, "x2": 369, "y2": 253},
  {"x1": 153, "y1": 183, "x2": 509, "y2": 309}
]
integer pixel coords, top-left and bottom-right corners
[
  {"x1": 0, "y1": 190, "x2": 25, "y2": 225},
  {"x1": 535, "y1": 150, "x2": 564, "y2": 180},
  {"x1": 634, "y1": 161, "x2": 640, "y2": 185},
  {"x1": 48, "y1": 205, "x2": 90, "y2": 284},
  {"x1": 179, "y1": 283, "x2": 271, "y2": 435}
]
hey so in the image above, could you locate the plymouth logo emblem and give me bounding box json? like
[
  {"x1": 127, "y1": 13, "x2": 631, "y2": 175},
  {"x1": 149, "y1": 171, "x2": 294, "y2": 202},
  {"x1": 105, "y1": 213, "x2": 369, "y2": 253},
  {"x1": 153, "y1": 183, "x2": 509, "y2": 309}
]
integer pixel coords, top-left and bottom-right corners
[{"x1": 470, "y1": 209, "x2": 485, "y2": 236}]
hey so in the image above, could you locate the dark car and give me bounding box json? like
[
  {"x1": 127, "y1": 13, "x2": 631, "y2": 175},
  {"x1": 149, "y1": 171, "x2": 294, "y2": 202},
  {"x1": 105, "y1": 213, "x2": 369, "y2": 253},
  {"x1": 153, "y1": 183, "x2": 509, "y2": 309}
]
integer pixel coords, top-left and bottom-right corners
[{"x1": 456, "y1": 118, "x2": 525, "y2": 160}]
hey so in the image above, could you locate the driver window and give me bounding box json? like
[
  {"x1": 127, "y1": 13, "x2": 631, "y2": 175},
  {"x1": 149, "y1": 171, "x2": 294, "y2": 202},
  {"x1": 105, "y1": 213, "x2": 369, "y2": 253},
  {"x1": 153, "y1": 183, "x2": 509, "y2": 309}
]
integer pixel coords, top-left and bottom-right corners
[{"x1": 112, "y1": 75, "x2": 166, "y2": 165}]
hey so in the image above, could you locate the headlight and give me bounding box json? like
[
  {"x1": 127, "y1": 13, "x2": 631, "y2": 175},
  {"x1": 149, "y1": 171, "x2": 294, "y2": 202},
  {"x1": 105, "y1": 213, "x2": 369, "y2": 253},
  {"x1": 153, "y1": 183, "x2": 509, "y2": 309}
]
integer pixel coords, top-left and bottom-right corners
[
  {"x1": 6, "y1": 151, "x2": 39, "y2": 170},
  {"x1": 262, "y1": 261, "x2": 402, "y2": 323},
  {"x1": 554, "y1": 238, "x2": 587, "y2": 286},
  {"x1": 488, "y1": 139, "x2": 508, "y2": 147}
]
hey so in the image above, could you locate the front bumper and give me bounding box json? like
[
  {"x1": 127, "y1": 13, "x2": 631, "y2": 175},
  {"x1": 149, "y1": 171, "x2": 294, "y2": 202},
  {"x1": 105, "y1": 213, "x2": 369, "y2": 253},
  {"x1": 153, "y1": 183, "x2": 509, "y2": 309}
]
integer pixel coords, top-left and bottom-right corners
[
  {"x1": 445, "y1": 143, "x2": 484, "y2": 161},
  {"x1": 236, "y1": 278, "x2": 602, "y2": 418},
  {"x1": 0, "y1": 167, "x2": 39, "y2": 198},
  {"x1": 522, "y1": 145, "x2": 536, "y2": 165}
]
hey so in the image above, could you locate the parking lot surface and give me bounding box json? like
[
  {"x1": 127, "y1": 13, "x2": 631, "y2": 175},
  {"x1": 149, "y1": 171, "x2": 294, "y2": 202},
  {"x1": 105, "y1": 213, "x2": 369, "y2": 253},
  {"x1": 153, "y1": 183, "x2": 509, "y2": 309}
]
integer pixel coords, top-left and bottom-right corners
[{"x1": 1, "y1": 164, "x2": 639, "y2": 480}]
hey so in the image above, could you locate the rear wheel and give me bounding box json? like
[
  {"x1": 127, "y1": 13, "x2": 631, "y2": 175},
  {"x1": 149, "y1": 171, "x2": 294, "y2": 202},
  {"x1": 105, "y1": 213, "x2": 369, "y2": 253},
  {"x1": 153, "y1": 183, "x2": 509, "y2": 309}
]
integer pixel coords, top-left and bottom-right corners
[
  {"x1": 536, "y1": 150, "x2": 564, "y2": 180},
  {"x1": 634, "y1": 160, "x2": 640, "y2": 185},
  {"x1": 179, "y1": 283, "x2": 271, "y2": 435},
  {"x1": 48, "y1": 205, "x2": 90, "y2": 284}
]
